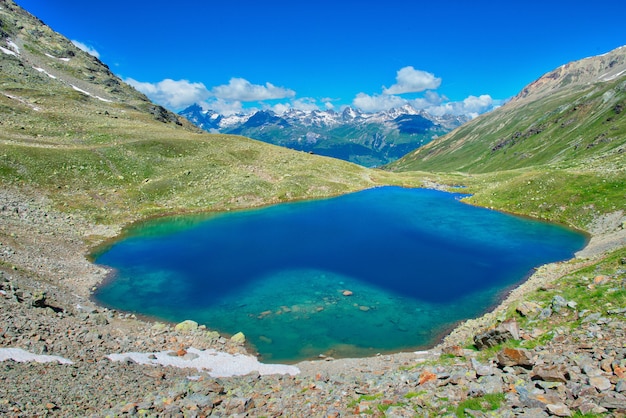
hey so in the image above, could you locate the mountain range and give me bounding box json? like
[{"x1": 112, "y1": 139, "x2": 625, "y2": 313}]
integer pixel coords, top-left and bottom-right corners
[{"x1": 179, "y1": 104, "x2": 468, "y2": 167}]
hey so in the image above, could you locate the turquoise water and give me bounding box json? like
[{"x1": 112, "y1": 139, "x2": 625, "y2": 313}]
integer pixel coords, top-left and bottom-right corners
[{"x1": 93, "y1": 186, "x2": 587, "y2": 363}]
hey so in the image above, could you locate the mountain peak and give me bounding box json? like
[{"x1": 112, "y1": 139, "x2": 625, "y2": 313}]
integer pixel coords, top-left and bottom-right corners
[{"x1": 513, "y1": 45, "x2": 626, "y2": 102}]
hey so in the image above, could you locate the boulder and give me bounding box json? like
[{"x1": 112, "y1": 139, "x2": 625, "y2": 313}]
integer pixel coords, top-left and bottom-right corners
[
  {"x1": 174, "y1": 319, "x2": 199, "y2": 333},
  {"x1": 473, "y1": 319, "x2": 520, "y2": 350},
  {"x1": 497, "y1": 347, "x2": 534, "y2": 368},
  {"x1": 468, "y1": 375, "x2": 504, "y2": 396},
  {"x1": 538, "y1": 307, "x2": 553, "y2": 320},
  {"x1": 89, "y1": 313, "x2": 109, "y2": 326},
  {"x1": 516, "y1": 301, "x2": 542, "y2": 318},
  {"x1": 546, "y1": 403, "x2": 572, "y2": 417},
  {"x1": 471, "y1": 358, "x2": 497, "y2": 376},
  {"x1": 230, "y1": 331, "x2": 246, "y2": 344},
  {"x1": 551, "y1": 295, "x2": 568, "y2": 313},
  {"x1": 531, "y1": 364, "x2": 569, "y2": 383},
  {"x1": 588, "y1": 376, "x2": 612, "y2": 391},
  {"x1": 418, "y1": 370, "x2": 437, "y2": 385},
  {"x1": 31, "y1": 291, "x2": 47, "y2": 308}
]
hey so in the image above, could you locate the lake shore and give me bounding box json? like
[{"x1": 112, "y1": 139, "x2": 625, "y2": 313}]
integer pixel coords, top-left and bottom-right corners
[{"x1": 1, "y1": 186, "x2": 625, "y2": 416}]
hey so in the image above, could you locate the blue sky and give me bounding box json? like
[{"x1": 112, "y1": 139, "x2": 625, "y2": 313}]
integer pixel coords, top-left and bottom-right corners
[{"x1": 17, "y1": 0, "x2": 626, "y2": 117}]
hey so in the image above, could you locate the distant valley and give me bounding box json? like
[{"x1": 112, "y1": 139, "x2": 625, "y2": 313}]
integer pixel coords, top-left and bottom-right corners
[{"x1": 179, "y1": 104, "x2": 468, "y2": 167}]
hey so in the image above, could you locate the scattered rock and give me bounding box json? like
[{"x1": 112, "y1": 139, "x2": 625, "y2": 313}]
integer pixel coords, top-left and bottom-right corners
[
  {"x1": 175, "y1": 320, "x2": 199, "y2": 333},
  {"x1": 516, "y1": 301, "x2": 542, "y2": 318},
  {"x1": 496, "y1": 347, "x2": 534, "y2": 368},
  {"x1": 594, "y1": 275, "x2": 610, "y2": 285},
  {"x1": 551, "y1": 295, "x2": 569, "y2": 313},
  {"x1": 471, "y1": 358, "x2": 497, "y2": 376},
  {"x1": 547, "y1": 403, "x2": 572, "y2": 417},
  {"x1": 531, "y1": 365, "x2": 569, "y2": 383},
  {"x1": 588, "y1": 375, "x2": 612, "y2": 391},
  {"x1": 31, "y1": 291, "x2": 46, "y2": 308},
  {"x1": 473, "y1": 319, "x2": 520, "y2": 349},
  {"x1": 418, "y1": 370, "x2": 437, "y2": 385}
]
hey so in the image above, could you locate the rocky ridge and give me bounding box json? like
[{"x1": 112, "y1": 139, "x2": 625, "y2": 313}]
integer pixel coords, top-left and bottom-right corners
[{"x1": 1, "y1": 187, "x2": 625, "y2": 417}]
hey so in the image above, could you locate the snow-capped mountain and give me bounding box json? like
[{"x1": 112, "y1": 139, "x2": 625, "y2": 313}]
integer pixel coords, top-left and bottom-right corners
[{"x1": 179, "y1": 104, "x2": 468, "y2": 167}]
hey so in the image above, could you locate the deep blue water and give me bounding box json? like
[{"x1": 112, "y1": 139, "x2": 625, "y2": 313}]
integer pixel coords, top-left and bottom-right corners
[{"x1": 93, "y1": 186, "x2": 587, "y2": 362}]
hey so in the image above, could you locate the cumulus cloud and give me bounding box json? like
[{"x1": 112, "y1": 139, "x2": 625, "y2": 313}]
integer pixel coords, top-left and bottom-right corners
[
  {"x1": 352, "y1": 92, "x2": 407, "y2": 113},
  {"x1": 126, "y1": 78, "x2": 211, "y2": 110},
  {"x1": 264, "y1": 98, "x2": 322, "y2": 115},
  {"x1": 382, "y1": 66, "x2": 441, "y2": 95},
  {"x1": 351, "y1": 66, "x2": 497, "y2": 118},
  {"x1": 352, "y1": 89, "x2": 497, "y2": 118},
  {"x1": 203, "y1": 98, "x2": 244, "y2": 116},
  {"x1": 409, "y1": 91, "x2": 447, "y2": 110},
  {"x1": 212, "y1": 78, "x2": 296, "y2": 102},
  {"x1": 291, "y1": 98, "x2": 320, "y2": 112},
  {"x1": 426, "y1": 94, "x2": 497, "y2": 118},
  {"x1": 71, "y1": 40, "x2": 100, "y2": 58}
]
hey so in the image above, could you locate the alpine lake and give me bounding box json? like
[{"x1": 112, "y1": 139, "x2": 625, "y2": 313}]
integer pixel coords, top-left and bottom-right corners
[{"x1": 92, "y1": 186, "x2": 587, "y2": 363}]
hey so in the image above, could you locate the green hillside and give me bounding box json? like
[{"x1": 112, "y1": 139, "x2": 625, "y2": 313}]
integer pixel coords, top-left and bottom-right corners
[
  {"x1": 0, "y1": 0, "x2": 377, "y2": 226},
  {"x1": 388, "y1": 46, "x2": 626, "y2": 229}
]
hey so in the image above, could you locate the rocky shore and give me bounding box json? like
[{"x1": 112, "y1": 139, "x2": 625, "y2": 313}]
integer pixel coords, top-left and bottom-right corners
[{"x1": 1, "y1": 187, "x2": 625, "y2": 417}]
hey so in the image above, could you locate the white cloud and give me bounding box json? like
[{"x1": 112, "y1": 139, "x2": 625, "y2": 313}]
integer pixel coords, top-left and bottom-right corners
[
  {"x1": 212, "y1": 78, "x2": 296, "y2": 102},
  {"x1": 383, "y1": 66, "x2": 441, "y2": 95},
  {"x1": 352, "y1": 66, "x2": 497, "y2": 118},
  {"x1": 409, "y1": 91, "x2": 447, "y2": 110},
  {"x1": 203, "y1": 98, "x2": 244, "y2": 116},
  {"x1": 126, "y1": 78, "x2": 211, "y2": 110},
  {"x1": 71, "y1": 40, "x2": 100, "y2": 58},
  {"x1": 352, "y1": 92, "x2": 407, "y2": 112},
  {"x1": 352, "y1": 89, "x2": 497, "y2": 118},
  {"x1": 425, "y1": 94, "x2": 497, "y2": 119},
  {"x1": 259, "y1": 98, "x2": 322, "y2": 115},
  {"x1": 291, "y1": 98, "x2": 320, "y2": 112}
]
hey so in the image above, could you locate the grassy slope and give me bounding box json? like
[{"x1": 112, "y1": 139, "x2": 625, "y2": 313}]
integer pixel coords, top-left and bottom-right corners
[
  {"x1": 388, "y1": 64, "x2": 626, "y2": 230},
  {"x1": 0, "y1": 1, "x2": 380, "y2": 229}
]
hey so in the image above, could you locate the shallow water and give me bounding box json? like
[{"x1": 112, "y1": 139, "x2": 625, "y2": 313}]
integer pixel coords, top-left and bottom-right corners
[{"x1": 93, "y1": 186, "x2": 587, "y2": 362}]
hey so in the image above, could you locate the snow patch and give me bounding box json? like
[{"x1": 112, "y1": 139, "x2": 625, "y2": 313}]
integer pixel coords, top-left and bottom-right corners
[
  {"x1": 33, "y1": 66, "x2": 57, "y2": 79},
  {"x1": 107, "y1": 347, "x2": 300, "y2": 378},
  {"x1": 7, "y1": 39, "x2": 20, "y2": 54},
  {"x1": 0, "y1": 46, "x2": 17, "y2": 56},
  {"x1": 3, "y1": 93, "x2": 41, "y2": 111},
  {"x1": 0, "y1": 348, "x2": 73, "y2": 365},
  {"x1": 45, "y1": 53, "x2": 71, "y2": 62},
  {"x1": 599, "y1": 68, "x2": 626, "y2": 82},
  {"x1": 71, "y1": 84, "x2": 91, "y2": 95},
  {"x1": 70, "y1": 84, "x2": 113, "y2": 103}
]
